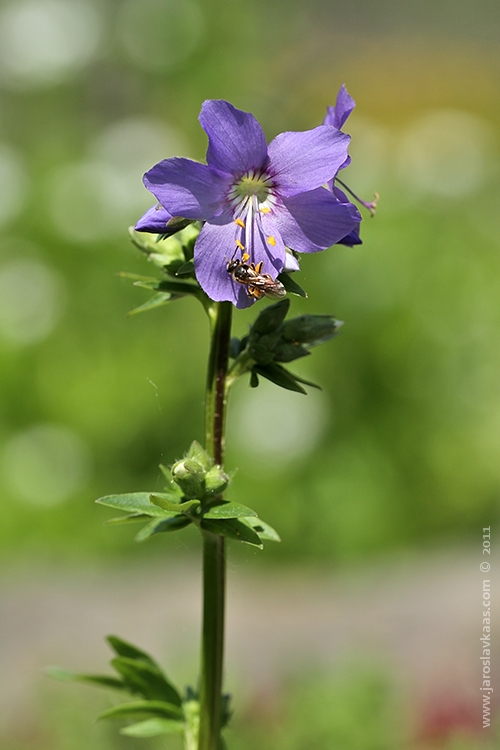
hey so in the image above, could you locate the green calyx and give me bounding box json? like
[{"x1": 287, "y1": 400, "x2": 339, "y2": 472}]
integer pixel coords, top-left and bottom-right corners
[{"x1": 227, "y1": 299, "x2": 343, "y2": 393}]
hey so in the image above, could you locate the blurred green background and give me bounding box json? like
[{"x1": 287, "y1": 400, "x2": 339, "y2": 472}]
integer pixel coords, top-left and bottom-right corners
[{"x1": 0, "y1": 0, "x2": 498, "y2": 747}]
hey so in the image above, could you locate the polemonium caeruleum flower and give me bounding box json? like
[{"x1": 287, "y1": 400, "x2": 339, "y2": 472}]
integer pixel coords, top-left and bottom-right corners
[
  {"x1": 136, "y1": 99, "x2": 361, "y2": 308},
  {"x1": 325, "y1": 84, "x2": 378, "y2": 247}
]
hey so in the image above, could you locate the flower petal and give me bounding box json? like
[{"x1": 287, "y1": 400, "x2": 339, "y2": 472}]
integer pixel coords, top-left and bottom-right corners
[
  {"x1": 267, "y1": 125, "x2": 351, "y2": 197},
  {"x1": 143, "y1": 158, "x2": 231, "y2": 221},
  {"x1": 199, "y1": 100, "x2": 268, "y2": 175},
  {"x1": 194, "y1": 219, "x2": 253, "y2": 308},
  {"x1": 135, "y1": 204, "x2": 172, "y2": 233},
  {"x1": 275, "y1": 188, "x2": 361, "y2": 253},
  {"x1": 324, "y1": 85, "x2": 356, "y2": 129},
  {"x1": 337, "y1": 227, "x2": 362, "y2": 247}
]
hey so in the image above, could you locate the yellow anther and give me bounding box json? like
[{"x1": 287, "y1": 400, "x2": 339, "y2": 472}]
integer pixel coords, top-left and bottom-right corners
[
  {"x1": 259, "y1": 206, "x2": 271, "y2": 214},
  {"x1": 235, "y1": 239, "x2": 245, "y2": 251},
  {"x1": 267, "y1": 235, "x2": 276, "y2": 247},
  {"x1": 235, "y1": 218, "x2": 245, "y2": 228},
  {"x1": 242, "y1": 252, "x2": 250, "y2": 263}
]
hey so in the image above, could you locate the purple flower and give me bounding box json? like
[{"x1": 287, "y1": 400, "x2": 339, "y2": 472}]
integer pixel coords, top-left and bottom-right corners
[
  {"x1": 322, "y1": 85, "x2": 377, "y2": 245},
  {"x1": 135, "y1": 204, "x2": 173, "y2": 233},
  {"x1": 138, "y1": 100, "x2": 361, "y2": 308},
  {"x1": 324, "y1": 84, "x2": 356, "y2": 131}
]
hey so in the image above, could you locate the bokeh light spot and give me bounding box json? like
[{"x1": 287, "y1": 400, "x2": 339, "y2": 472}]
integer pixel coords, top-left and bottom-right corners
[
  {"x1": 0, "y1": 143, "x2": 28, "y2": 226},
  {"x1": 0, "y1": 258, "x2": 65, "y2": 345},
  {"x1": 1, "y1": 424, "x2": 92, "y2": 506},
  {"x1": 397, "y1": 109, "x2": 496, "y2": 197},
  {"x1": 230, "y1": 381, "x2": 328, "y2": 465},
  {"x1": 117, "y1": 0, "x2": 204, "y2": 72},
  {"x1": 48, "y1": 118, "x2": 188, "y2": 242},
  {"x1": 0, "y1": 0, "x2": 102, "y2": 89}
]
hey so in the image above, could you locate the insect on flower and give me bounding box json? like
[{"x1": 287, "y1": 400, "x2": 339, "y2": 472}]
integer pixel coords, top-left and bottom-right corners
[{"x1": 227, "y1": 252, "x2": 286, "y2": 300}]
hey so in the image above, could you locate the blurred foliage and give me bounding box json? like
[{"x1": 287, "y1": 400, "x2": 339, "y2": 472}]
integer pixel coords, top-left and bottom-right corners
[
  {"x1": 0, "y1": 0, "x2": 499, "y2": 566},
  {"x1": 2, "y1": 664, "x2": 496, "y2": 750}
]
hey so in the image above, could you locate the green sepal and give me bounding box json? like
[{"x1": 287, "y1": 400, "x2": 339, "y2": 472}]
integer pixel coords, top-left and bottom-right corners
[
  {"x1": 253, "y1": 363, "x2": 308, "y2": 394},
  {"x1": 110, "y1": 657, "x2": 182, "y2": 706},
  {"x1": 44, "y1": 667, "x2": 126, "y2": 691},
  {"x1": 106, "y1": 636, "x2": 158, "y2": 667},
  {"x1": 98, "y1": 700, "x2": 183, "y2": 722},
  {"x1": 243, "y1": 516, "x2": 281, "y2": 543},
  {"x1": 186, "y1": 440, "x2": 212, "y2": 469},
  {"x1": 204, "y1": 465, "x2": 230, "y2": 496},
  {"x1": 277, "y1": 273, "x2": 308, "y2": 298},
  {"x1": 201, "y1": 518, "x2": 263, "y2": 548},
  {"x1": 134, "y1": 515, "x2": 192, "y2": 542},
  {"x1": 155, "y1": 278, "x2": 200, "y2": 296},
  {"x1": 159, "y1": 463, "x2": 174, "y2": 484},
  {"x1": 281, "y1": 314, "x2": 343, "y2": 346},
  {"x1": 96, "y1": 493, "x2": 176, "y2": 518},
  {"x1": 248, "y1": 330, "x2": 283, "y2": 365},
  {"x1": 150, "y1": 494, "x2": 200, "y2": 514},
  {"x1": 202, "y1": 501, "x2": 257, "y2": 519},
  {"x1": 229, "y1": 336, "x2": 246, "y2": 359},
  {"x1": 127, "y1": 292, "x2": 172, "y2": 316},
  {"x1": 162, "y1": 216, "x2": 195, "y2": 236},
  {"x1": 175, "y1": 259, "x2": 195, "y2": 277},
  {"x1": 251, "y1": 299, "x2": 290, "y2": 335},
  {"x1": 250, "y1": 370, "x2": 259, "y2": 388},
  {"x1": 120, "y1": 718, "x2": 184, "y2": 737},
  {"x1": 104, "y1": 513, "x2": 151, "y2": 525},
  {"x1": 272, "y1": 341, "x2": 310, "y2": 362}
]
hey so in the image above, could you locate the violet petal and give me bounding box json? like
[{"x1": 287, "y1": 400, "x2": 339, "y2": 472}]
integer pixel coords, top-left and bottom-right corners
[
  {"x1": 276, "y1": 188, "x2": 361, "y2": 253},
  {"x1": 199, "y1": 100, "x2": 268, "y2": 175},
  {"x1": 194, "y1": 219, "x2": 254, "y2": 308},
  {"x1": 143, "y1": 157, "x2": 231, "y2": 221},
  {"x1": 135, "y1": 204, "x2": 173, "y2": 233},
  {"x1": 324, "y1": 84, "x2": 356, "y2": 129},
  {"x1": 268, "y1": 126, "x2": 351, "y2": 197}
]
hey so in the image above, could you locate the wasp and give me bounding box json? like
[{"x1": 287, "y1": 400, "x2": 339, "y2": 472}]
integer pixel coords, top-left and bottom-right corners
[{"x1": 226, "y1": 253, "x2": 286, "y2": 300}]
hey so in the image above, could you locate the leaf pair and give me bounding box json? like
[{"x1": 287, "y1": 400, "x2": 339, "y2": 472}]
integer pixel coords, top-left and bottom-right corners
[
  {"x1": 46, "y1": 636, "x2": 185, "y2": 738},
  {"x1": 96, "y1": 491, "x2": 280, "y2": 548}
]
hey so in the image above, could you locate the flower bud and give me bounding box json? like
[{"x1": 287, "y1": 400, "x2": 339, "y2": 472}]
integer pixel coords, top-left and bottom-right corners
[
  {"x1": 171, "y1": 457, "x2": 206, "y2": 499},
  {"x1": 204, "y1": 465, "x2": 230, "y2": 496}
]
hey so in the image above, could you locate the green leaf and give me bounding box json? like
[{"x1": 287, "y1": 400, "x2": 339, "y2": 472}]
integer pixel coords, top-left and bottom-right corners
[
  {"x1": 96, "y1": 493, "x2": 174, "y2": 518},
  {"x1": 45, "y1": 667, "x2": 126, "y2": 691},
  {"x1": 127, "y1": 293, "x2": 172, "y2": 316},
  {"x1": 106, "y1": 636, "x2": 158, "y2": 667},
  {"x1": 150, "y1": 494, "x2": 200, "y2": 514},
  {"x1": 202, "y1": 501, "x2": 257, "y2": 519},
  {"x1": 98, "y1": 700, "x2": 183, "y2": 722},
  {"x1": 110, "y1": 657, "x2": 182, "y2": 706},
  {"x1": 120, "y1": 718, "x2": 184, "y2": 737},
  {"x1": 278, "y1": 273, "x2": 308, "y2": 298},
  {"x1": 135, "y1": 515, "x2": 192, "y2": 542},
  {"x1": 243, "y1": 517, "x2": 281, "y2": 543},
  {"x1": 201, "y1": 518, "x2": 263, "y2": 548}
]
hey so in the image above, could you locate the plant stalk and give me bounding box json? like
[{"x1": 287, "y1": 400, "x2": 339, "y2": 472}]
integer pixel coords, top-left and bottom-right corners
[{"x1": 198, "y1": 301, "x2": 232, "y2": 750}]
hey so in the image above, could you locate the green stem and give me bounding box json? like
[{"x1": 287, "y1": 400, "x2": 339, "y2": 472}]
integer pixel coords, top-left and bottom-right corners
[{"x1": 198, "y1": 301, "x2": 232, "y2": 750}]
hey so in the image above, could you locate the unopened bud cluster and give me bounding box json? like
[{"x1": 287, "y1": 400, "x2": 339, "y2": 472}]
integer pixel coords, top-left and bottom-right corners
[{"x1": 171, "y1": 441, "x2": 229, "y2": 501}]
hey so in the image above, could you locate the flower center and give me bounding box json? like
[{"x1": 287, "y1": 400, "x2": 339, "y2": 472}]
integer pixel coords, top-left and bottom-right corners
[{"x1": 230, "y1": 170, "x2": 272, "y2": 205}]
